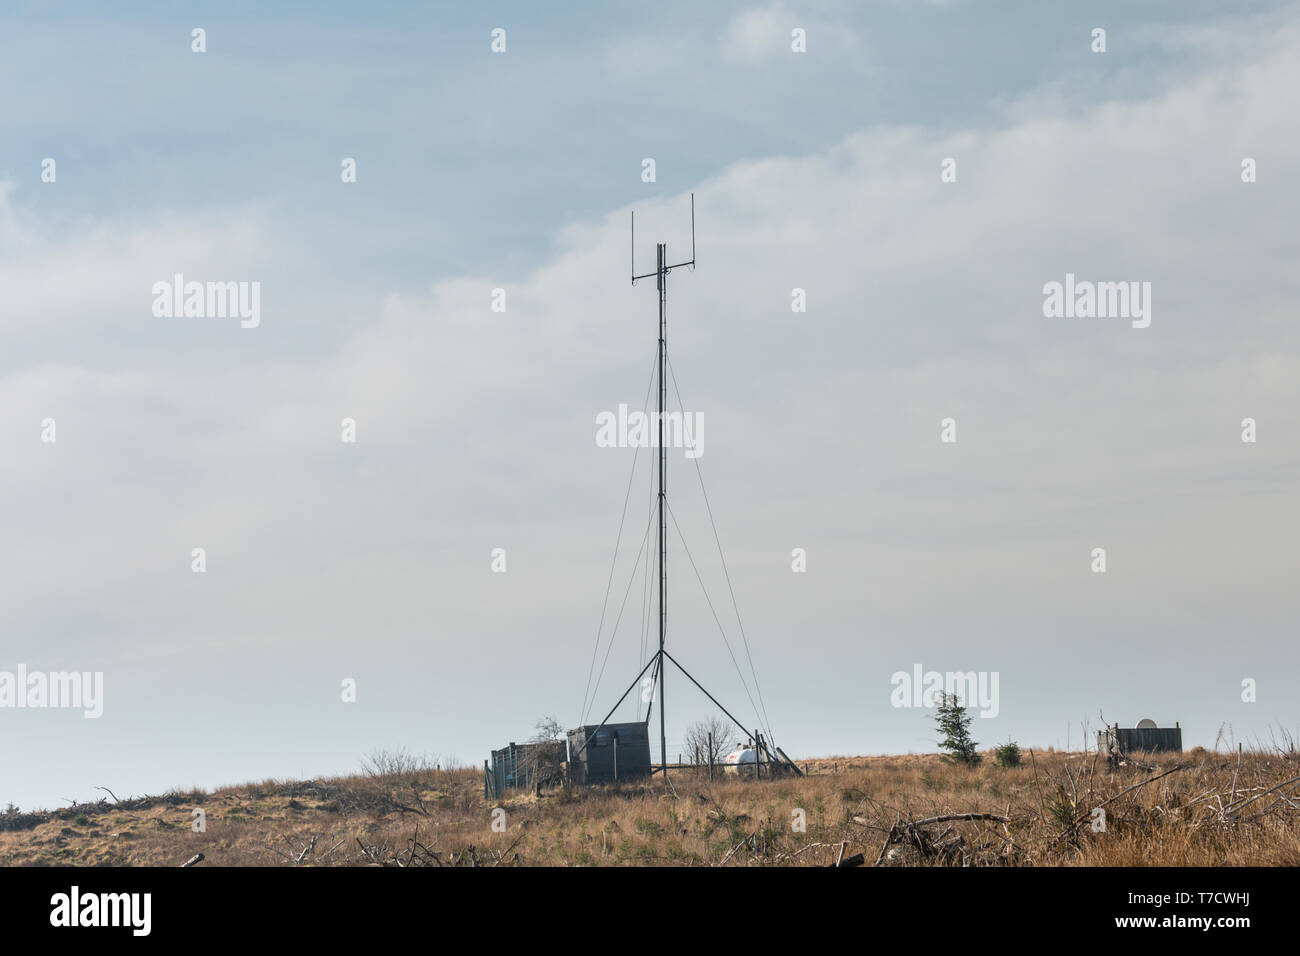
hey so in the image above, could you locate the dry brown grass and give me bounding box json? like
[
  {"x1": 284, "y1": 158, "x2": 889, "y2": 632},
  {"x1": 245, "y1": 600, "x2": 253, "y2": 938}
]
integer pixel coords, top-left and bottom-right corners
[{"x1": 4, "y1": 747, "x2": 1298, "y2": 866}]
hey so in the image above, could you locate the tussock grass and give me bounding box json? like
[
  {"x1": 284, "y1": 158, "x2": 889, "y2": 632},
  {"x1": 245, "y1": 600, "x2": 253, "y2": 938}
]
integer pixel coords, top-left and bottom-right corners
[{"x1": 3, "y1": 748, "x2": 1297, "y2": 866}]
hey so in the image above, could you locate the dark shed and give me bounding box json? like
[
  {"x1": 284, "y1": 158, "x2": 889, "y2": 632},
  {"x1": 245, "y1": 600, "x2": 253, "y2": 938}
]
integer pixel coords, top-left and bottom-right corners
[
  {"x1": 567, "y1": 722, "x2": 651, "y2": 785},
  {"x1": 1098, "y1": 721, "x2": 1183, "y2": 755}
]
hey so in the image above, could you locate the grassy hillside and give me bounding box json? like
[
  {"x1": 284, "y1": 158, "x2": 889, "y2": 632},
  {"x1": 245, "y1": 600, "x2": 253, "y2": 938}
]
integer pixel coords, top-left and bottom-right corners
[{"x1": 3, "y1": 748, "x2": 1298, "y2": 866}]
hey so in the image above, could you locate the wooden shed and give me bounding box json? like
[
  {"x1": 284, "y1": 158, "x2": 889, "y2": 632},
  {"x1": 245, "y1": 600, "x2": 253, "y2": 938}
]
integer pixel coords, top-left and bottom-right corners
[
  {"x1": 567, "y1": 722, "x2": 651, "y2": 785},
  {"x1": 1098, "y1": 721, "x2": 1183, "y2": 755}
]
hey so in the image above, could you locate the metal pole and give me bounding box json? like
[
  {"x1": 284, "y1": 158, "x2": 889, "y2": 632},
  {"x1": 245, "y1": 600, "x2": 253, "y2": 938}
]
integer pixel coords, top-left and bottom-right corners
[
  {"x1": 657, "y1": 241, "x2": 668, "y2": 778},
  {"x1": 571, "y1": 653, "x2": 660, "y2": 764}
]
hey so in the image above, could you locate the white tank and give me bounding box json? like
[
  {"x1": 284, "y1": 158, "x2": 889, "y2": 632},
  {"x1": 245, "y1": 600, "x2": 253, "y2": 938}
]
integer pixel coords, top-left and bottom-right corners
[{"x1": 722, "y1": 744, "x2": 759, "y2": 775}]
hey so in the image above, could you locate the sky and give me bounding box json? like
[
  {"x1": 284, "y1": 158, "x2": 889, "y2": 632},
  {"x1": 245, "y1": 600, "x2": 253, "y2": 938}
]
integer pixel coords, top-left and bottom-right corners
[{"x1": 2, "y1": 1, "x2": 1298, "y2": 810}]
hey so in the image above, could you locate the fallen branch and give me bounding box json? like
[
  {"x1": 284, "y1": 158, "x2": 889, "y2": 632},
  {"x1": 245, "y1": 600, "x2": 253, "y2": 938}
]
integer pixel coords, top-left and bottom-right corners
[
  {"x1": 355, "y1": 837, "x2": 380, "y2": 864},
  {"x1": 912, "y1": 812, "x2": 1010, "y2": 827},
  {"x1": 871, "y1": 809, "x2": 1012, "y2": 866},
  {"x1": 873, "y1": 813, "x2": 901, "y2": 866},
  {"x1": 1225, "y1": 774, "x2": 1300, "y2": 822},
  {"x1": 775, "y1": 841, "x2": 840, "y2": 862},
  {"x1": 294, "y1": 835, "x2": 318, "y2": 865},
  {"x1": 1051, "y1": 764, "x2": 1186, "y2": 846},
  {"x1": 1094, "y1": 765, "x2": 1185, "y2": 815},
  {"x1": 493, "y1": 836, "x2": 523, "y2": 867},
  {"x1": 717, "y1": 834, "x2": 751, "y2": 867},
  {"x1": 261, "y1": 843, "x2": 296, "y2": 863}
]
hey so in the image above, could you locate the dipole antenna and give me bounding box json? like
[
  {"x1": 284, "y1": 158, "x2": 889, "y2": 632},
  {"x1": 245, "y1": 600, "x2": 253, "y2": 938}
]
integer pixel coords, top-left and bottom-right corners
[{"x1": 631, "y1": 192, "x2": 694, "y2": 286}]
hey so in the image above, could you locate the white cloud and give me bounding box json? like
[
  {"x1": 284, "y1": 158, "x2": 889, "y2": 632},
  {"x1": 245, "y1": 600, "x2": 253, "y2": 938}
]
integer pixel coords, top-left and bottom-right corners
[
  {"x1": 721, "y1": 2, "x2": 861, "y2": 64},
  {"x1": 4, "y1": 8, "x2": 1299, "y2": 807}
]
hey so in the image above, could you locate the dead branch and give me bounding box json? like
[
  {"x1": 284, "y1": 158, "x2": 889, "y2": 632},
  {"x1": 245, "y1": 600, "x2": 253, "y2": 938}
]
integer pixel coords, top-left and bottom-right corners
[
  {"x1": 913, "y1": 812, "x2": 1010, "y2": 827},
  {"x1": 1225, "y1": 773, "x2": 1300, "y2": 822},
  {"x1": 717, "y1": 834, "x2": 751, "y2": 866},
  {"x1": 294, "y1": 834, "x2": 318, "y2": 865}
]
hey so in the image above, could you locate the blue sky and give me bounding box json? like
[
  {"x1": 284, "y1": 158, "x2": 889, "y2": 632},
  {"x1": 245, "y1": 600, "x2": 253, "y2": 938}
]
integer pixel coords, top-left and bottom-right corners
[
  {"x1": 2, "y1": 1, "x2": 1299, "y2": 810},
  {"x1": 6, "y1": 1, "x2": 1277, "y2": 283}
]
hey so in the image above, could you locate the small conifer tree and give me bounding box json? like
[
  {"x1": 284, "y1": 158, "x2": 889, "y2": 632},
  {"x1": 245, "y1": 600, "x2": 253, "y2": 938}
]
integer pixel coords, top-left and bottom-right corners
[{"x1": 935, "y1": 692, "x2": 981, "y2": 765}]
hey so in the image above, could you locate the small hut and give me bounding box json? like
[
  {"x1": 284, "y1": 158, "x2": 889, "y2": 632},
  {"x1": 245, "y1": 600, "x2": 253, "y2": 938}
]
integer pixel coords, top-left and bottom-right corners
[
  {"x1": 566, "y1": 722, "x2": 651, "y2": 785},
  {"x1": 1098, "y1": 719, "x2": 1183, "y2": 756}
]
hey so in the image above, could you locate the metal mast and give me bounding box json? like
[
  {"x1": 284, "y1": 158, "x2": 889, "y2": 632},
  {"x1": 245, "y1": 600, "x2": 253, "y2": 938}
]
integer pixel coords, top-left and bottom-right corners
[
  {"x1": 572, "y1": 194, "x2": 799, "y2": 780},
  {"x1": 632, "y1": 197, "x2": 694, "y2": 775},
  {"x1": 656, "y1": 241, "x2": 668, "y2": 774}
]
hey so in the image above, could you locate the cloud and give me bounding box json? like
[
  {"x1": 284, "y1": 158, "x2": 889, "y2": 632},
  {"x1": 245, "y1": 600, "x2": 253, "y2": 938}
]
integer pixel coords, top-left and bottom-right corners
[
  {"x1": 4, "y1": 7, "x2": 1299, "y2": 807},
  {"x1": 721, "y1": 2, "x2": 861, "y2": 64},
  {"x1": 0, "y1": 190, "x2": 278, "y2": 349}
]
